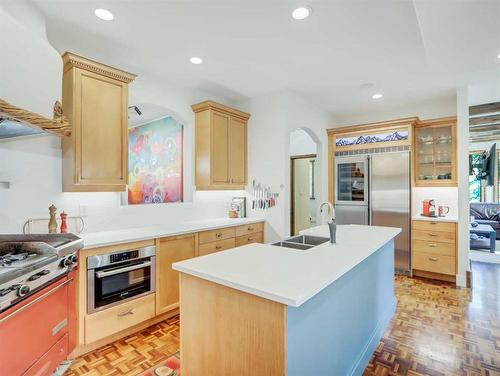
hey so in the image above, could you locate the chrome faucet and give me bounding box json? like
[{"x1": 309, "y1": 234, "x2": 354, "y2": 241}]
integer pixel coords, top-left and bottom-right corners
[{"x1": 320, "y1": 201, "x2": 336, "y2": 244}]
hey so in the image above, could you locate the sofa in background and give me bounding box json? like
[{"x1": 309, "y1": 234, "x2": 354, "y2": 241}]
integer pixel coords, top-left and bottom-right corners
[{"x1": 470, "y1": 202, "x2": 500, "y2": 240}]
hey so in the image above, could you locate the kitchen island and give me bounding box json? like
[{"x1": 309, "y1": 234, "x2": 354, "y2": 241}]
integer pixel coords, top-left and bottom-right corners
[{"x1": 173, "y1": 224, "x2": 401, "y2": 376}]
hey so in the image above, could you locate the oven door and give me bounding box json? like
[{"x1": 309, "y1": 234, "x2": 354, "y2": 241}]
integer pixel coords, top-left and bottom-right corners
[{"x1": 88, "y1": 256, "x2": 155, "y2": 313}]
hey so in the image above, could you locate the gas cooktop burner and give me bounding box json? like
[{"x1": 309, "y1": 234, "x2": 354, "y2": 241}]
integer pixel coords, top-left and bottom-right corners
[
  {"x1": 0, "y1": 234, "x2": 83, "y2": 313},
  {"x1": 0, "y1": 242, "x2": 57, "y2": 268}
]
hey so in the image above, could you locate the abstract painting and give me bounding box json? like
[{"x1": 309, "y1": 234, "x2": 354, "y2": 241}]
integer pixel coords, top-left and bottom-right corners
[{"x1": 128, "y1": 116, "x2": 183, "y2": 205}]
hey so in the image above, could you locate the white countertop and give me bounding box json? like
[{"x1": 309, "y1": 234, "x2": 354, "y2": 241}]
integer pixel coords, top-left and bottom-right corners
[
  {"x1": 412, "y1": 214, "x2": 458, "y2": 223},
  {"x1": 79, "y1": 218, "x2": 264, "y2": 249},
  {"x1": 172, "y1": 224, "x2": 401, "y2": 307}
]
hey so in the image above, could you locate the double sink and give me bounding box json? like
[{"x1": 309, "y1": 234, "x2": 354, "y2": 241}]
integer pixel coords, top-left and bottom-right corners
[{"x1": 271, "y1": 235, "x2": 330, "y2": 250}]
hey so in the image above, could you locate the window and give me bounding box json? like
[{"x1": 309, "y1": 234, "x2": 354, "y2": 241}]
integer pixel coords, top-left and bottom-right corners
[{"x1": 469, "y1": 152, "x2": 481, "y2": 202}]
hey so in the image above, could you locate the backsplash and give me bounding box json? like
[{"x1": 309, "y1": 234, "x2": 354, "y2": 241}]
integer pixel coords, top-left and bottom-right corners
[
  {"x1": 0, "y1": 134, "x2": 246, "y2": 234},
  {"x1": 412, "y1": 187, "x2": 459, "y2": 217}
]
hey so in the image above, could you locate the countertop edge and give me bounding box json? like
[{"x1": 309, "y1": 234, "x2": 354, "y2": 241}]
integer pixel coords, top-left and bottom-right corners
[
  {"x1": 173, "y1": 226, "x2": 401, "y2": 307},
  {"x1": 412, "y1": 215, "x2": 458, "y2": 223},
  {"x1": 80, "y1": 218, "x2": 265, "y2": 250}
]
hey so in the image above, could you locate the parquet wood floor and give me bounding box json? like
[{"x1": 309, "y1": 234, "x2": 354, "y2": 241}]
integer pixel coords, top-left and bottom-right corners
[{"x1": 66, "y1": 261, "x2": 500, "y2": 376}]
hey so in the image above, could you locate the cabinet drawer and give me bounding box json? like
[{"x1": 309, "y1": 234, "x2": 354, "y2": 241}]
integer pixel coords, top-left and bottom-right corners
[
  {"x1": 235, "y1": 232, "x2": 264, "y2": 247},
  {"x1": 413, "y1": 229, "x2": 455, "y2": 243},
  {"x1": 85, "y1": 293, "x2": 155, "y2": 344},
  {"x1": 412, "y1": 220, "x2": 455, "y2": 233},
  {"x1": 199, "y1": 227, "x2": 235, "y2": 244},
  {"x1": 199, "y1": 238, "x2": 236, "y2": 256},
  {"x1": 413, "y1": 252, "x2": 455, "y2": 275},
  {"x1": 413, "y1": 239, "x2": 455, "y2": 257},
  {"x1": 235, "y1": 222, "x2": 264, "y2": 237}
]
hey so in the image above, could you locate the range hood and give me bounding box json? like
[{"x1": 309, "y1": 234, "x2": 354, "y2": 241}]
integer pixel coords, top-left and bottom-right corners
[
  {"x1": 0, "y1": 118, "x2": 43, "y2": 139},
  {"x1": 0, "y1": 4, "x2": 68, "y2": 140}
]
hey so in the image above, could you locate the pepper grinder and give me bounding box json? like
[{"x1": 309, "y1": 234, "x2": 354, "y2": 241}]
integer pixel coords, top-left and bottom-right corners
[
  {"x1": 60, "y1": 211, "x2": 68, "y2": 233},
  {"x1": 48, "y1": 204, "x2": 58, "y2": 234}
]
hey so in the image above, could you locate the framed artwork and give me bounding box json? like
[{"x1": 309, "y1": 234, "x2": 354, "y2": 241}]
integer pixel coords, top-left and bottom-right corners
[{"x1": 128, "y1": 116, "x2": 183, "y2": 205}]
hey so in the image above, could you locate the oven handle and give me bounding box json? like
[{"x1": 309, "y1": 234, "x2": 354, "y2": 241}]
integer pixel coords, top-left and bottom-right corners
[
  {"x1": 0, "y1": 278, "x2": 73, "y2": 324},
  {"x1": 95, "y1": 261, "x2": 152, "y2": 278}
]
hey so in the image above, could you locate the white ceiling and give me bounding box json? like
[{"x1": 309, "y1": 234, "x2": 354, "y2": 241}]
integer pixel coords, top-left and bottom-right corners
[{"x1": 32, "y1": 0, "x2": 500, "y2": 117}]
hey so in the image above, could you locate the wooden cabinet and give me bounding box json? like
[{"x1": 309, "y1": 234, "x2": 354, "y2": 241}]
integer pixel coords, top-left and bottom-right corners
[
  {"x1": 192, "y1": 101, "x2": 250, "y2": 190},
  {"x1": 198, "y1": 222, "x2": 264, "y2": 256},
  {"x1": 61, "y1": 52, "x2": 136, "y2": 192},
  {"x1": 412, "y1": 220, "x2": 457, "y2": 282},
  {"x1": 85, "y1": 294, "x2": 155, "y2": 344},
  {"x1": 414, "y1": 117, "x2": 456, "y2": 187},
  {"x1": 156, "y1": 234, "x2": 196, "y2": 315}
]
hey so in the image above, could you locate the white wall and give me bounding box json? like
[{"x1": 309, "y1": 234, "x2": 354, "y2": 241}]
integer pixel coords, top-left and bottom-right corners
[
  {"x1": 0, "y1": 0, "x2": 61, "y2": 118},
  {"x1": 239, "y1": 91, "x2": 332, "y2": 241},
  {"x1": 335, "y1": 95, "x2": 457, "y2": 126},
  {"x1": 0, "y1": 1, "x2": 245, "y2": 234},
  {"x1": 412, "y1": 187, "x2": 458, "y2": 217},
  {"x1": 456, "y1": 87, "x2": 470, "y2": 287},
  {"x1": 290, "y1": 129, "x2": 317, "y2": 156}
]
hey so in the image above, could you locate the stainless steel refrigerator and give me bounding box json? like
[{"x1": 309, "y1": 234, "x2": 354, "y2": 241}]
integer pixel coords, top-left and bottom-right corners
[{"x1": 334, "y1": 152, "x2": 411, "y2": 274}]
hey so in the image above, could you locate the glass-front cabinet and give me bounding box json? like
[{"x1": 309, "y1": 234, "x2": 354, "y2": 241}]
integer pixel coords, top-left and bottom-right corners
[{"x1": 414, "y1": 118, "x2": 456, "y2": 186}]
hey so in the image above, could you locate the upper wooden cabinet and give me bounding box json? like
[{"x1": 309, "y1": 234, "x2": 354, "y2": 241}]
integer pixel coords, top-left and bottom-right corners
[
  {"x1": 414, "y1": 117, "x2": 457, "y2": 187},
  {"x1": 61, "y1": 52, "x2": 136, "y2": 192},
  {"x1": 192, "y1": 101, "x2": 250, "y2": 190}
]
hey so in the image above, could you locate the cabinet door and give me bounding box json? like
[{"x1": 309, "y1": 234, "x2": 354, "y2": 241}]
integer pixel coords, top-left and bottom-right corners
[
  {"x1": 76, "y1": 69, "x2": 127, "y2": 187},
  {"x1": 211, "y1": 111, "x2": 229, "y2": 183},
  {"x1": 228, "y1": 117, "x2": 247, "y2": 184},
  {"x1": 156, "y1": 235, "x2": 196, "y2": 315}
]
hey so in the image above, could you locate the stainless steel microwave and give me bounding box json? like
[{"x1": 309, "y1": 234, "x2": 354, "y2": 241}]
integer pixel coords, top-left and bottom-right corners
[{"x1": 87, "y1": 246, "x2": 155, "y2": 313}]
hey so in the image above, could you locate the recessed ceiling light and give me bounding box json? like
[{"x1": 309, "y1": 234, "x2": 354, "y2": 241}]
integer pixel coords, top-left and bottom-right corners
[
  {"x1": 292, "y1": 7, "x2": 311, "y2": 20},
  {"x1": 94, "y1": 8, "x2": 114, "y2": 21},
  {"x1": 497, "y1": 53, "x2": 500, "y2": 59},
  {"x1": 190, "y1": 57, "x2": 203, "y2": 65},
  {"x1": 372, "y1": 93, "x2": 383, "y2": 99}
]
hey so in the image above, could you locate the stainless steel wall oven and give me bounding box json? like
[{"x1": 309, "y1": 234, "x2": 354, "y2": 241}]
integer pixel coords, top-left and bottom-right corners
[{"x1": 87, "y1": 246, "x2": 155, "y2": 313}]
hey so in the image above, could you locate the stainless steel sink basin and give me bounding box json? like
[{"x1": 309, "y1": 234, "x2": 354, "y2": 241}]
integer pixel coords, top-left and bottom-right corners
[
  {"x1": 271, "y1": 241, "x2": 314, "y2": 250},
  {"x1": 286, "y1": 235, "x2": 330, "y2": 246}
]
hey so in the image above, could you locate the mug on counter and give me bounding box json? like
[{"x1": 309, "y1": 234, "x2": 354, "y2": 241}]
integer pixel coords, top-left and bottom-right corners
[{"x1": 438, "y1": 206, "x2": 450, "y2": 217}]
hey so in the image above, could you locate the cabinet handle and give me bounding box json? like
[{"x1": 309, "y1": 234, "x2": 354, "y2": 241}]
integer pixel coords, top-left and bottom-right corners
[
  {"x1": 428, "y1": 243, "x2": 437, "y2": 247},
  {"x1": 216, "y1": 245, "x2": 222, "y2": 250},
  {"x1": 428, "y1": 257, "x2": 438, "y2": 262},
  {"x1": 247, "y1": 237, "x2": 253, "y2": 241},
  {"x1": 216, "y1": 232, "x2": 222, "y2": 238},
  {"x1": 248, "y1": 227, "x2": 254, "y2": 231},
  {"x1": 428, "y1": 233, "x2": 437, "y2": 237},
  {"x1": 117, "y1": 309, "x2": 134, "y2": 317}
]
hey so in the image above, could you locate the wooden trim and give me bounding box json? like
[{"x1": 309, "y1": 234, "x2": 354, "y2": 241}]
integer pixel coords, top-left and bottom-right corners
[
  {"x1": 328, "y1": 133, "x2": 335, "y2": 203},
  {"x1": 412, "y1": 269, "x2": 456, "y2": 283},
  {"x1": 0, "y1": 98, "x2": 71, "y2": 137},
  {"x1": 327, "y1": 117, "x2": 418, "y2": 135},
  {"x1": 62, "y1": 52, "x2": 136, "y2": 83},
  {"x1": 290, "y1": 154, "x2": 317, "y2": 235},
  {"x1": 191, "y1": 100, "x2": 250, "y2": 120},
  {"x1": 469, "y1": 102, "x2": 500, "y2": 116},
  {"x1": 290, "y1": 153, "x2": 317, "y2": 160},
  {"x1": 414, "y1": 116, "x2": 457, "y2": 128}
]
